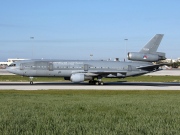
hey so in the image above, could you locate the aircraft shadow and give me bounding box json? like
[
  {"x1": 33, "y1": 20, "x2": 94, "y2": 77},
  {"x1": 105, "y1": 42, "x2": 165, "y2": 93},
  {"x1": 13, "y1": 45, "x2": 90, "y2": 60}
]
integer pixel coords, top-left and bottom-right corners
[
  {"x1": 107, "y1": 82, "x2": 180, "y2": 87},
  {"x1": 0, "y1": 82, "x2": 180, "y2": 87}
]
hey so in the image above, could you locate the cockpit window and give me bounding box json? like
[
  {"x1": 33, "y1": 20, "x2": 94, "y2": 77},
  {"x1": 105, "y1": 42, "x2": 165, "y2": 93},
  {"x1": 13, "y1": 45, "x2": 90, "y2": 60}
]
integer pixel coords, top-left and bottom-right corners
[{"x1": 8, "y1": 64, "x2": 16, "y2": 67}]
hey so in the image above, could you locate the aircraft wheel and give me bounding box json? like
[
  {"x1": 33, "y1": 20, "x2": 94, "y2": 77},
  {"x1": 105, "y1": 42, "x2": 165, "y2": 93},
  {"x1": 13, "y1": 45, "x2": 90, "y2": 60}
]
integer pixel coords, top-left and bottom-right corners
[
  {"x1": 99, "y1": 81, "x2": 104, "y2": 85},
  {"x1": 30, "y1": 81, "x2": 33, "y2": 85},
  {"x1": 89, "y1": 80, "x2": 93, "y2": 85},
  {"x1": 95, "y1": 81, "x2": 99, "y2": 85}
]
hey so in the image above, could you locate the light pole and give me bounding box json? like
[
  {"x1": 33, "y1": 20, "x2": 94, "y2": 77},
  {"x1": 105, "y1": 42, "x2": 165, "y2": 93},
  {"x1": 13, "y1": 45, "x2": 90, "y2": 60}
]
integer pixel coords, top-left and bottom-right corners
[
  {"x1": 124, "y1": 38, "x2": 128, "y2": 61},
  {"x1": 90, "y1": 54, "x2": 93, "y2": 60},
  {"x1": 30, "y1": 37, "x2": 34, "y2": 59}
]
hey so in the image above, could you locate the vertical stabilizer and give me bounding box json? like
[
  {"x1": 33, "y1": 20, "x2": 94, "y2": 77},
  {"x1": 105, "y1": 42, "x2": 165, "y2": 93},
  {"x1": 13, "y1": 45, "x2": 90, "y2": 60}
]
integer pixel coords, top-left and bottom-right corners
[
  {"x1": 128, "y1": 34, "x2": 166, "y2": 62},
  {"x1": 140, "y1": 34, "x2": 164, "y2": 54}
]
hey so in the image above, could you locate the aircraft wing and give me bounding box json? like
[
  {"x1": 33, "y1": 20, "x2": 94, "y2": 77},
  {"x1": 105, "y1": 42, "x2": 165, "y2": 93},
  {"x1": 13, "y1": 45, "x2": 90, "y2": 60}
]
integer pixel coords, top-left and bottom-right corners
[
  {"x1": 89, "y1": 70, "x2": 127, "y2": 74},
  {"x1": 136, "y1": 63, "x2": 166, "y2": 70},
  {"x1": 73, "y1": 70, "x2": 127, "y2": 76}
]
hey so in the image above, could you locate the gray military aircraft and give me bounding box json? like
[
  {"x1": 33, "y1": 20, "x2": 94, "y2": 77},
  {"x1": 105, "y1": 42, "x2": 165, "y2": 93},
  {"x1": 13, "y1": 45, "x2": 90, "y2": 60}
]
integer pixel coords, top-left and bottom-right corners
[{"x1": 7, "y1": 34, "x2": 166, "y2": 85}]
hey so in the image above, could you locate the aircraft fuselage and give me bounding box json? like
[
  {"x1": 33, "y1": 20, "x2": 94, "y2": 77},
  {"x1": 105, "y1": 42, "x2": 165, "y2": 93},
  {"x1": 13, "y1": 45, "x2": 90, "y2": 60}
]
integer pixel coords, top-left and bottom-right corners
[{"x1": 7, "y1": 60, "x2": 154, "y2": 78}]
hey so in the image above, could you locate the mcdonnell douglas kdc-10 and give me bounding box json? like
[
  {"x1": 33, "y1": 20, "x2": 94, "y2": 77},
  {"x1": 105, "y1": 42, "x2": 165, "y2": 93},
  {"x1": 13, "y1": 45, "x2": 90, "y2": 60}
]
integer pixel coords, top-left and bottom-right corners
[{"x1": 7, "y1": 34, "x2": 166, "y2": 85}]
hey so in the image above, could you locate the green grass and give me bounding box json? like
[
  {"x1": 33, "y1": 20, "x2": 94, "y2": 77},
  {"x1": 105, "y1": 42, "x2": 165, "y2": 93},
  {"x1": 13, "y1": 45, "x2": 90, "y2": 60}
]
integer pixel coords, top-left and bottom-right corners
[
  {"x1": 0, "y1": 75, "x2": 180, "y2": 82},
  {"x1": 0, "y1": 90, "x2": 180, "y2": 135},
  {"x1": 0, "y1": 75, "x2": 66, "y2": 82}
]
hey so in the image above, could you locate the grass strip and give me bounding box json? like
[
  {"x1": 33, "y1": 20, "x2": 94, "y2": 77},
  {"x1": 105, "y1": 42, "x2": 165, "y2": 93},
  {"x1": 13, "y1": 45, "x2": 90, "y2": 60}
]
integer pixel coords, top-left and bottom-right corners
[{"x1": 0, "y1": 90, "x2": 180, "y2": 134}]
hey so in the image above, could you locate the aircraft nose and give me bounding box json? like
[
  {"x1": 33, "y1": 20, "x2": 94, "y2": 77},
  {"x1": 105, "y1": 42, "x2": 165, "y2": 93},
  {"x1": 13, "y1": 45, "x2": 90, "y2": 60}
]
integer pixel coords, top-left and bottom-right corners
[
  {"x1": 6, "y1": 67, "x2": 10, "y2": 71},
  {"x1": 6, "y1": 67, "x2": 13, "y2": 73}
]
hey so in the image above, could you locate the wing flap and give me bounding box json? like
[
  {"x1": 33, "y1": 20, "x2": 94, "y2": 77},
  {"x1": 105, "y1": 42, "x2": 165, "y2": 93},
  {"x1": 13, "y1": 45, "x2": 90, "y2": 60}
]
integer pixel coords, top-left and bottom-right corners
[{"x1": 72, "y1": 70, "x2": 127, "y2": 77}]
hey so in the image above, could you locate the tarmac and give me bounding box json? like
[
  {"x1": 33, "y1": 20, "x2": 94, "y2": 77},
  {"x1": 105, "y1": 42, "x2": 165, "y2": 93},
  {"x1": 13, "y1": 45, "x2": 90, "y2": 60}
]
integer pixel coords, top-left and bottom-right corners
[
  {"x1": 145, "y1": 69, "x2": 180, "y2": 76},
  {"x1": 0, "y1": 69, "x2": 15, "y2": 75},
  {"x1": 0, "y1": 82, "x2": 180, "y2": 90}
]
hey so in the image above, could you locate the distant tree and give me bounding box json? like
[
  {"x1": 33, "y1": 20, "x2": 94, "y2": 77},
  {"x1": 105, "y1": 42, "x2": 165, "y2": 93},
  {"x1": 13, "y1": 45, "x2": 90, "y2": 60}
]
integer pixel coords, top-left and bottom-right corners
[{"x1": 168, "y1": 62, "x2": 180, "y2": 68}]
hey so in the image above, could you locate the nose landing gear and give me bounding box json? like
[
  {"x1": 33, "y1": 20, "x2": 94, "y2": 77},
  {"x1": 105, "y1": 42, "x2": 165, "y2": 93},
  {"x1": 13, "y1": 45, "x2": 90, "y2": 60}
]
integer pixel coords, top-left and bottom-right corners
[{"x1": 29, "y1": 77, "x2": 34, "y2": 85}]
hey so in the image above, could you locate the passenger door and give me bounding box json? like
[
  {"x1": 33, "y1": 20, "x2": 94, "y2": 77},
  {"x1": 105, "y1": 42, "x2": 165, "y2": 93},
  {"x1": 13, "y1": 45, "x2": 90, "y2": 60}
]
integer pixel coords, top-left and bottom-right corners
[{"x1": 49, "y1": 62, "x2": 54, "y2": 71}]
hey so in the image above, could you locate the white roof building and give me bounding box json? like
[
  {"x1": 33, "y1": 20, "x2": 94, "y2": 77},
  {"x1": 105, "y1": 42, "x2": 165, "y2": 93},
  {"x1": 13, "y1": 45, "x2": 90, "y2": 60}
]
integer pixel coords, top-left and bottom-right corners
[{"x1": 0, "y1": 58, "x2": 27, "y2": 66}]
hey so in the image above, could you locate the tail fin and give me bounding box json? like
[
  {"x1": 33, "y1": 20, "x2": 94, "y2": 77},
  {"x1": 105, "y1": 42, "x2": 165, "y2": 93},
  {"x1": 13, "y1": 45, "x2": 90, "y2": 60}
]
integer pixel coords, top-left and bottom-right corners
[
  {"x1": 140, "y1": 34, "x2": 164, "y2": 54},
  {"x1": 127, "y1": 34, "x2": 166, "y2": 62}
]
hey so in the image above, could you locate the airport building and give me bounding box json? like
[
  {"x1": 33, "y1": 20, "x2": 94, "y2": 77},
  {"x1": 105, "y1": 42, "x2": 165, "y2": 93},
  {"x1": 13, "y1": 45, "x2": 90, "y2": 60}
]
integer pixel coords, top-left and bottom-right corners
[{"x1": 0, "y1": 58, "x2": 27, "y2": 69}]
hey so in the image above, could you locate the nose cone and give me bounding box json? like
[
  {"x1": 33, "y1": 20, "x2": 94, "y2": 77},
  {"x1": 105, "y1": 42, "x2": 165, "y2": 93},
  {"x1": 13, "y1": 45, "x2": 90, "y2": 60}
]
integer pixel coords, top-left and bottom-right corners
[
  {"x1": 6, "y1": 67, "x2": 20, "y2": 75},
  {"x1": 6, "y1": 67, "x2": 13, "y2": 73}
]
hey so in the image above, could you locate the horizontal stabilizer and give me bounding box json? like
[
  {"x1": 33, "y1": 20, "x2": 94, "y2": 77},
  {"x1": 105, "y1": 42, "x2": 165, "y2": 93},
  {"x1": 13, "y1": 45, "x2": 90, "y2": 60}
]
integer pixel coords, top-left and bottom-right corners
[{"x1": 136, "y1": 63, "x2": 167, "y2": 70}]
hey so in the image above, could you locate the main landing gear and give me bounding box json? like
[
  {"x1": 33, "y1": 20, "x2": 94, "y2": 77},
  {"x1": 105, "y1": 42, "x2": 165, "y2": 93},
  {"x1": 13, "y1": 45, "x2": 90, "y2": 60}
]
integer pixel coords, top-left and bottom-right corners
[
  {"x1": 89, "y1": 80, "x2": 104, "y2": 85},
  {"x1": 89, "y1": 76, "x2": 104, "y2": 85},
  {"x1": 29, "y1": 77, "x2": 34, "y2": 85}
]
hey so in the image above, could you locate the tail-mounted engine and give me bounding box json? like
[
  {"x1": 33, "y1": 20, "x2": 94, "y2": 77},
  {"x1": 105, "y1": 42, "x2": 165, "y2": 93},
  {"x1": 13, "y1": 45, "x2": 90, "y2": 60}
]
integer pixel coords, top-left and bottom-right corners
[{"x1": 128, "y1": 52, "x2": 166, "y2": 62}]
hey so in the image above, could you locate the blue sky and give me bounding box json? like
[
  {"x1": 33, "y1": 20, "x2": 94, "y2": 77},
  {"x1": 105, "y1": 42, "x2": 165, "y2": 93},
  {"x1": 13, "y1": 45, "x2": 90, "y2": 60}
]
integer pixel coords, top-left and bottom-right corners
[{"x1": 0, "y1": 0, "x2": 180, "y2": 61}]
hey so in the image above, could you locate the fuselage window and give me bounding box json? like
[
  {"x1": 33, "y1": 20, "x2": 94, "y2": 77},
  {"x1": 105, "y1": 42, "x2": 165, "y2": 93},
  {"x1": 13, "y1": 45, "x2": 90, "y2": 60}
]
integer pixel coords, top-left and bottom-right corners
[{"x1": 8, "y1": 64, "x2": 16, "y2": 67}]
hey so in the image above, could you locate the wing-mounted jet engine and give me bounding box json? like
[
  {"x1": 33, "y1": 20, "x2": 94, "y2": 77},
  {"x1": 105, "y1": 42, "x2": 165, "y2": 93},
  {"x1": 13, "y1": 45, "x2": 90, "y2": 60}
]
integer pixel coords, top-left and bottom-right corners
[
  {"x1": 70, "y1": 73, "x2": 93, "y2": 82},
  {"x1": 128, "y1": 34, "x2": 166, "y2": 62},
  {"x1": 70, "y1": 73, "x2": 85, "y2": 82}
]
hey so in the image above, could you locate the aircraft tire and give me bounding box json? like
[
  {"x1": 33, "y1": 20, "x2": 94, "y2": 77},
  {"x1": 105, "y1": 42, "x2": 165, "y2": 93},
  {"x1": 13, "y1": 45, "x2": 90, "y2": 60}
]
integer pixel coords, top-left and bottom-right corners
[
  {"x1": 30, "y1": 81, "x2": 33, "y2": 85},
  {"x1": 99, "y1": 81, "x2": 104, "y2": 85},
  {"x1": 95, "y1": 81, "x2": 99, "y2": 85},
  {"x1": 89, "y1": 80, "x2": 94, "y2": 85}
]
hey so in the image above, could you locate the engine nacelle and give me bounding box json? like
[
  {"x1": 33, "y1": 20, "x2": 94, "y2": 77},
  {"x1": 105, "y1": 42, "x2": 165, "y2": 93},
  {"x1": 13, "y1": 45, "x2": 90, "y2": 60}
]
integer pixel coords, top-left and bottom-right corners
[
  {"x1": 128, "y1": 52, "x2": 166, "y2": 62},
  {"x1": 70, "y1": 73, "x2": 85, "y2": 83}
]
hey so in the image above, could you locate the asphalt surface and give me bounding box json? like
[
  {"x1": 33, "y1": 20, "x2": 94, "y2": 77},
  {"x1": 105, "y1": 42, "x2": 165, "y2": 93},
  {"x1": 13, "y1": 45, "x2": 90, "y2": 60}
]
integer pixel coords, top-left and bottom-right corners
[
  {"x1": 0, "y1": 82, "x2": 180, "y2": 90},
  {"x1": 145, "y1": 69, "x2": 180, "y2": 76},
  {"x1": 0, "y1": 69, "x2": 15, "y2": 75}
]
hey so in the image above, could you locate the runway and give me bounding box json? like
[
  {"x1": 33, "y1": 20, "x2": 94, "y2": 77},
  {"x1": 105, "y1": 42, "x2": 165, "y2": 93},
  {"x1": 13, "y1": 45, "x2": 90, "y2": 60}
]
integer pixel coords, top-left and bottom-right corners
[{"x1": 0, "y1": 82, "x2": 180, "y2": 90}]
